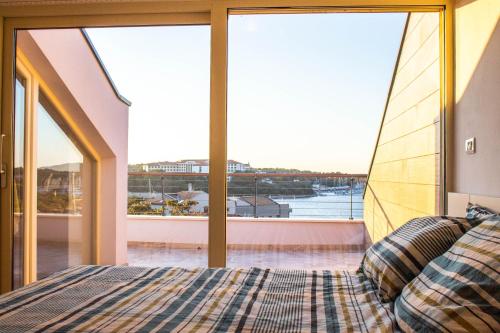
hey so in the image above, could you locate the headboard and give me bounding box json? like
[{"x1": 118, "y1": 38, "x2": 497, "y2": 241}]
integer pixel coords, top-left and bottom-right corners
[{"x1": 448, "y1": 192, "x2": 500, "y2": 217}]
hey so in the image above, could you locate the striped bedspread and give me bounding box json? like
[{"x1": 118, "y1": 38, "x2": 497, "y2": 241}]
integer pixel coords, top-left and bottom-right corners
[{"x1": 0, "y1": 266, "x2": 398, "y2": 332}]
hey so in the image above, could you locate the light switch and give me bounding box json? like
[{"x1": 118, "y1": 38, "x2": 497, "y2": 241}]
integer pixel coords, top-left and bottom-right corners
[{"x1": 465, "y1": 137, "x2": 475, "y2": 154}]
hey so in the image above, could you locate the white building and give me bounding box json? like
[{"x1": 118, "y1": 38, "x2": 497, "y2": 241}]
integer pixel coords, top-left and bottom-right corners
[
  {"x1": 227, "y1": 160, "x2": 250, "y2": 173},
  {"x1": 142, "y1": 159, "x2": 249, "y2": 174},
  {"x1": 179, "y1": 160, "x2": 210, "y2": 173}
]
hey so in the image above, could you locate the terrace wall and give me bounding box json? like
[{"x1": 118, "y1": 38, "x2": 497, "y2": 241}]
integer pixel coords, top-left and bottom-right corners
[{"x1": 127, "y1": 216, "x2": 369, "y2": 250}]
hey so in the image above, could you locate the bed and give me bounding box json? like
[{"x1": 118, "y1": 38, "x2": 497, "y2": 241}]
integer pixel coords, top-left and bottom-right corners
[
  {"x1": 1, "y1": 193, "x2": 498, "y2": 333},
  {"x1": 0, "y1": 265, "x2": 397, "y2": 332}
]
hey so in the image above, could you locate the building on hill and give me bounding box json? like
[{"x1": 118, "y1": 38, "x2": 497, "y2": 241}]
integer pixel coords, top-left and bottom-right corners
[
  {"x1": 142, "y1": 159, "x2": 249, "y2": 173},
  {"x1": 227, "y1": 160, "x2": 251, "y2": 173}
]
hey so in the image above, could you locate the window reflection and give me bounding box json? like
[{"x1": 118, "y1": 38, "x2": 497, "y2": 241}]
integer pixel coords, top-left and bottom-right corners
[{"x1": 37, "y1": 93, "x2": 93, "y2": 280}]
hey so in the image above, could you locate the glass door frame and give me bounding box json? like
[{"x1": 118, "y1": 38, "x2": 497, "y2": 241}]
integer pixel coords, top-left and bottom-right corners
[
  {"x1": 209, "y1": 0, "x2": 452, "y2": 269},
  {"x1": 0, "y1": 12, "x2": 212, "y2": 293},
  {"x1": 13, "y1": 59, "x2": 35, "y2": 287},
  {"x1": 11, "y1": 51, "x2": 99, "y2": 286},
  {"x1": 0, "y1": 0, "x2": 454, "y2": 293}
]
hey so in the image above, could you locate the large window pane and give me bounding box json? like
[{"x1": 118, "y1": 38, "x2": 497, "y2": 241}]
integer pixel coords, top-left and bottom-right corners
[
  {"x1": 86, "y1": 26, "x2": 210, "y2": 268},
  {"x1": 227, "y1": 13, "x2": 407, "y2": 269},
  {"x1": 37, "y1": 93, "x2": 93, "y2": 279},
  {"x1": 13, "y1": 76, "x2": 26, "y2": 289}
]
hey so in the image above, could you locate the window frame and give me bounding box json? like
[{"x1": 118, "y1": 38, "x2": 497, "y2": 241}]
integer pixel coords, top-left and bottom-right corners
[
  {"x1": 0, "y1": 0, "x2": 454, "y2": 293},
  {"x1": 12, "y1": 71, "x2": 27, "y2": 289},
  {"x1": 13, "y1": 60, "x2": 36, "y2": 287}
]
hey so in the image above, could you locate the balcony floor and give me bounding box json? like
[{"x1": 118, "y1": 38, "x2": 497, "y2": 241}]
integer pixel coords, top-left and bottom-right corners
[{"x1": 128, "y1": 244, "x2": 365, "y2": 271}]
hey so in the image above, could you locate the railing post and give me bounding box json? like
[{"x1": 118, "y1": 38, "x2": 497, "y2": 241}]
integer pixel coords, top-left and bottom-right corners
[
  {"x1": 349, "y1": 177, "x2": 354, "y2": 220},
  {"x1": 254, "y1": 176, "x2": 257, "y2": 218},
  {"x1": 161, "y1": 176, "x2": 165, "y2": 216}
]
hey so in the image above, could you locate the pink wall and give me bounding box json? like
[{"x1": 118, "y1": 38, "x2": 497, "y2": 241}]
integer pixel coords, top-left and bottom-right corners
[
  {"x1": 37, "y1": 214, "x2": 84, "y2": 243},
  {"x1": 18, "y1": 30, "x2": 129, "y2": 265},
  {"x1": 128, "y1": 216, "x2": 368, "y2": 248}
]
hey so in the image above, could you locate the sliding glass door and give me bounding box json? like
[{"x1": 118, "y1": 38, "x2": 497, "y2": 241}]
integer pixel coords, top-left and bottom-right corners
[
  {"x1": 225, "y1": 12, "x2": 407, "y2": 269},
  {"x1": 86, "y1": 25, "x2": 211, "y2": 268},
  {"x1": 0, "y1": 6, "x2": 446, "y2": 292},
  {"x1": 11, "y1": 60, "x2": 95, "y2": 287}
]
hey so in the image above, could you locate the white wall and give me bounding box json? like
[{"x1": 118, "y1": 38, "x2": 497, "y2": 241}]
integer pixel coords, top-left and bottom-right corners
[{"x1": 453, "y1": 0, "x2": 500, "y2": 197}]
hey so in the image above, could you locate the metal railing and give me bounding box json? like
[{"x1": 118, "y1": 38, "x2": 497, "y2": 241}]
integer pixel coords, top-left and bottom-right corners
[{"x1": 128, "y1": 172, "x2": 366, "y2": 220}]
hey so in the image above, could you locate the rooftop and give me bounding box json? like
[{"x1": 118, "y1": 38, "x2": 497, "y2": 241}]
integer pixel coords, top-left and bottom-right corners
[{"x1": 239, "y1": 196, "x2": 279, "y2": 207}]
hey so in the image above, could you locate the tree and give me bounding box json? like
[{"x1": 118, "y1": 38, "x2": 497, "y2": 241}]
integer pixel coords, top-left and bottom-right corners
[
  {"x1": 166, "y1": 199, "x2": 199, "y2": 216},
  {"x1": 127, "y1": 197, "x2": 161, "y2": 215}
]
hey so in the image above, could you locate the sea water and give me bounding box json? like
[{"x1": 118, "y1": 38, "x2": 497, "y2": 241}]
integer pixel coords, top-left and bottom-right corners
[{"x1": 274, "y1": 193, "x2": 363, "y2": 219}]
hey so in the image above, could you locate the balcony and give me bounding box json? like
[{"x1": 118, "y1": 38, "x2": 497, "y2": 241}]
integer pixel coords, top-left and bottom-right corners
[
  {"x1": 128, "y1": 216, "x2": 368, "y2": 270},
  {"x1": 32, "y1": 172, "x2": 368, "y2": 280},
  {"x1": 127, "y1": 172, "x2": 368, "y2": 270}
]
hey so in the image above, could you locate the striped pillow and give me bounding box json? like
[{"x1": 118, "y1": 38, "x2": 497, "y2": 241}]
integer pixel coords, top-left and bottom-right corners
[
  {"x1": 466, "y1": 203, "x2": 496, "y2": 223},
  {"x1": 361, "y1": 216, "x2": 472, "y2": 302},
  {"x1": 395, "y1": 216, "x2": 500, "y2": 333}
]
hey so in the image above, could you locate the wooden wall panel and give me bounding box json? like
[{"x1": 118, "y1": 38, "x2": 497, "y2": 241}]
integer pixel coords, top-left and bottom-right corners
[
  {"x1": 385, "y1": 60, "x2": 440, "y2": 121},
  {"x1": 364, "y1": 12, "x2": 440, "y2": 242},
  {"x1": 370, "y1": 154, "x2": 439, "y2": 185},
  {"x1": 374, "y1": 123, "x2": 440, "y2": 163},
  {"x1": 378, "y1": 90, "x2": 439, "y2": 145}
]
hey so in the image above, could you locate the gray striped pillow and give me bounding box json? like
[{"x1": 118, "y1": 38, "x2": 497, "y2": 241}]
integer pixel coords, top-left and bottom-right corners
[
  {"x1": 395, "y1": 216, "x2": 500, "y2": 333},
  {"x1": 466, "y1": 203, "x2": 496, "y2": 223},
  {"x1": 361, "y1": 216, "x2": 472, "y2": 302}
]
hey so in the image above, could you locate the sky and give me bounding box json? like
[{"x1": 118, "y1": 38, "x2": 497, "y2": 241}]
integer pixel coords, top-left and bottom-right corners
[
  {"x1": 86, "y1": 13, "x2": 406, "y2": 173},
  {"x1": 37, "y1": 102, "x2": 83, "y2": 168},
  {"x1": 16, "y1": 79, "x2": 83, "y2": 168}
]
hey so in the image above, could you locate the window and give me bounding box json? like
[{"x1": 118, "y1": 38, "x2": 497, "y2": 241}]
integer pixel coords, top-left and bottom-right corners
[
  {"x1": 86, "y1": 25, "x2": 211, "y2": 267},
  {"x1": 36, "y1": 93, "x2": 94, "y2": 279},
  {"x1": 2, "y1": 5, "x2": 447, "y2": 290},
  {"x1": 226, "y1": 12, "x2": 407, "y2": 269}
]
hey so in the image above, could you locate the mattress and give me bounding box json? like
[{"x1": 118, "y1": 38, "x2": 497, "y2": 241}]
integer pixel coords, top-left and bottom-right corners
[{"x1": 0, "y1": 265, "x2": 398, "y2": 332}]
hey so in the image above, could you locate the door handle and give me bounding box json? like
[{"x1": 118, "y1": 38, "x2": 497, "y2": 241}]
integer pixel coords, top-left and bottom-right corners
[{"x1": 0, "y1": 134, "x2": 6, "y2": 188}]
